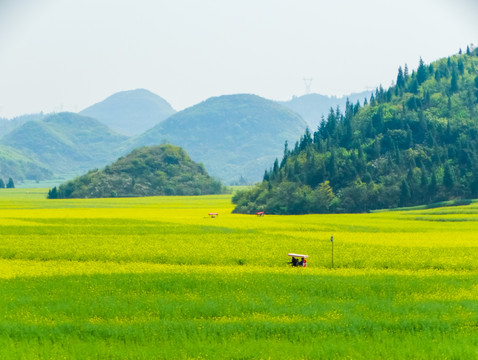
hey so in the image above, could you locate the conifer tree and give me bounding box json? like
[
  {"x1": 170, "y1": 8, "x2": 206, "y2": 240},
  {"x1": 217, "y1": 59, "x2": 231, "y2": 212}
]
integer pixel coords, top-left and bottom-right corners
[
  {"x1": 450, "y1": 70, "x2": 459, "y2": 93},
  {"x1": 48, "y1": 186, "x2": 58, "y2": 199},
  {"x1": 417, "y1": 57, "x2": 427, "y2": 84},
  {"x1": 443, "y1": 163, "x2": 455, "y2": 189},
  {"x1": 6, "y1": 178, "x2": 15, "y2": 189},
  {"x1": 396, "y1": 66, "x2": 405, "y2": 88},
  {"x1": 457, "y1": 58, "x2": 464, "y2": 74},
  {"x1": 409, "y1": 79, "x2": 419, "y2": 94},
  {"x1": 399, "y1": 179, "x2": 411, "y2": 206},
  {"x1": 0, "y1": 178, "x2": 4, "y2": 188}
]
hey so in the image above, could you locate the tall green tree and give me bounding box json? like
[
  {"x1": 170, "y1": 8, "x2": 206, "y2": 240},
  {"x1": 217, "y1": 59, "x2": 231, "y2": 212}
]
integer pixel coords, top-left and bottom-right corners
[
  {"x1": 417, "y1": 57, "x2": 427, "y2": 84},
  {"x1": 443, "y1": 163, "x2": 455, "y2": 189},
  {"x1": 0, "y1": 178, "x2": 4, "y2": 188},
  {"x1": 6, "y1": 178, "x2": 15, "y2": 189},
  {"x1": 48, "y1": 186, "x2": 58, "y2": 199},
  {"x1": 450, "y1": 70, "x2": 459, "y2": 93},
  {"x1": 399, "y1": 179, "x2": 411, "y2": 206},
  {"x1": 396, "y1": 66, "x2": 405, "y2": 88}
]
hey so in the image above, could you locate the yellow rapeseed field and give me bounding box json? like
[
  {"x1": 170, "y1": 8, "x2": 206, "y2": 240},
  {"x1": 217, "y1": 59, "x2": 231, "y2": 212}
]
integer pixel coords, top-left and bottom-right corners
[{"x1": 0, "y1": 188, "x2": 477, "y2": 359}]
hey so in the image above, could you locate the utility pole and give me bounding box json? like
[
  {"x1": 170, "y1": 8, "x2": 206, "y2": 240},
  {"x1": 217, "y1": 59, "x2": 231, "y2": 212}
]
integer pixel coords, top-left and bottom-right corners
[{"x1": 331, "y1": 235, "x2": 334, "y2": 268}]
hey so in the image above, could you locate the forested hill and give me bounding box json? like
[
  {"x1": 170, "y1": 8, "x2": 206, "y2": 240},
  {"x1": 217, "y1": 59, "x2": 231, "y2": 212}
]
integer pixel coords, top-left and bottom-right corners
[
  {"x1": 129, "y1": 94, "x2": 307, "y2": 184},
  {"x1": 48, "y1": 144, "x2": 223, "y2": 198},
  {"x1": 233, "y1": 49, "x2": 478, "y2": 214}
]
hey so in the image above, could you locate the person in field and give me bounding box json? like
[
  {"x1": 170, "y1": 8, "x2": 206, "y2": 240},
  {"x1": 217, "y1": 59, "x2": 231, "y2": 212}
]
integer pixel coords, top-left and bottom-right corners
[{"x1": 291, "y1": 257, "x2": 298, "y2": 266}]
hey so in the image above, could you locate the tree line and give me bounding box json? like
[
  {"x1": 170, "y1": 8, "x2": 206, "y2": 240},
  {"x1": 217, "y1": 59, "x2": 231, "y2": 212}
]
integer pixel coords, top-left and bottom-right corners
[
  {"x1": 233, "y1": 48, "x2": 478, "y2": 214},
  {"x1": 0, "y1": 177, "x2": 15, "y2": 189}
]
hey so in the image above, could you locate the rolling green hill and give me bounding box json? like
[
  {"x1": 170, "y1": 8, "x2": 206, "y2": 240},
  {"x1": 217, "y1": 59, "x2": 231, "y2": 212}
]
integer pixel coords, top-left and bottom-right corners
[
  {"x1": 1, "y1": 112, "x2": 128, "y2": 175},
  {"x1": 49, "y1": 144, "x2": 223, "y2": 198},
  {"x1": 0, "y1": 113, "x2": 45, "y2": 137},
  {"x1": 0, "y1": 145, "x2": 53, "y2": 181},
  {"x1": 80, "y1": 89, "x2": 176, "y2": 135},
  {"x1": 129, "y1": 94, "x2": 307, "y2": 184},
  {"x1": 233, "y1": 50, "x2": 478, "y2": 214}
]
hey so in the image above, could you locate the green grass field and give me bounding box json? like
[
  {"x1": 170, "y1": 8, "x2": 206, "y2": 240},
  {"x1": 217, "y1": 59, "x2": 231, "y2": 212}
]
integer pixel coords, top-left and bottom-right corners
[{"x1": 0, "y1": 189, "x2": 477, "y2": 359}]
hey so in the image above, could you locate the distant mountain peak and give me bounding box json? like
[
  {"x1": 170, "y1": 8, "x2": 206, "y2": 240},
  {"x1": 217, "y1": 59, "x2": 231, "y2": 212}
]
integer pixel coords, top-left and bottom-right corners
[{"x1": 80, "y1": 89, "x2": 176, "y2": 135}]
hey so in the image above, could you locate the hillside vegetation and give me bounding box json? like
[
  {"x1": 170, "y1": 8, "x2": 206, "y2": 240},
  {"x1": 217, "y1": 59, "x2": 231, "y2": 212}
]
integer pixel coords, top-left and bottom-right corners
[
  {"x1": 130, "y1": 94, "x2": 307, "y2": 184},
  {"x1": 80, "y1": 89, "x2": 176, "y2": 135},
  {"x1": 279, "y1": 90, "x2": 371, "y2": 129},
  {"x1": 234, "y1": 50, "x2": 478, "y2": 214},
  {"x1": 1, "y1": 112, "x2": 127, "y2": 176},
  {"x1": 49, "y1": 144, "x2": 223, "y2": 198},
  {"x1": 0, "y1": 145, "x2": 53, "y2": 181},
  {"x1": 0, "y1": 113, "x2": 45, "y2": 137}
]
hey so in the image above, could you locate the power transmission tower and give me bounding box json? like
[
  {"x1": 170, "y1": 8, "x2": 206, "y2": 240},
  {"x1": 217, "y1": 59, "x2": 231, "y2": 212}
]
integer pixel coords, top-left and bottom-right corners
[{"x1": 303, "y1": 78, "x2": 313, "y2": 94}]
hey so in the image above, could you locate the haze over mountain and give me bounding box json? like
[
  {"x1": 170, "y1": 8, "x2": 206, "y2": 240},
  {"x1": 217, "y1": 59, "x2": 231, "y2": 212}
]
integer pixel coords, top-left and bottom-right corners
[
  {"x1": 80, "y1": 89, "x2": 176, "y2": 135},
  {"x1": 1, "y1": 112, "x2": 127, "y2": 176},
  {"x1": 279, "y1": 90, "x2": 372, "y2": 129},
  {"x1": 129, "y1": 94, "x2": 307, "y2": 184}
]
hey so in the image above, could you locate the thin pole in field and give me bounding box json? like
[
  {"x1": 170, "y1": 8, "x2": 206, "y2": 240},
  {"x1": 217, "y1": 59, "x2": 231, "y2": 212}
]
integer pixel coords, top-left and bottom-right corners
[{"x1": 331, "y1": 235, "x2": 334, "y2": 268}]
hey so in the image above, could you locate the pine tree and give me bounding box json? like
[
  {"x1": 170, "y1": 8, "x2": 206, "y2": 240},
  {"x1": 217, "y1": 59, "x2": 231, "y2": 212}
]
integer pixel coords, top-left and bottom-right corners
[
  {"x1": 409, "y1": 79, "x2": 419, "y2": 94},
  {"x1": 443, "y1": 163, "x2": 455, "y2": 189},
  {"x1": 474, "y1": 75, "x2": 478, "y2": 98},
  {"x1": 327, "y1": 151, "x2": 337, "y2": 179},
  {"x1": 420, "y1": 170, "x2": 428, "y2": 188},
  {"x1": 450, "y1": 70, "x2": 459, "y2": 93},
  {"x1": 429, "y1": 172, "x2": 438, "y2": 197},
  {"x1": 417, "y1": 57, "x2": 427, "y2": 84},
  {"x1": 6, "y1": 178, "x2": 15, "y2": 189},
  {"x1": 280, "y1": 141, "x2": 289, "y2": 167},
  {"x1": 396, "y1": 66, "x2": 405, "y2": 88},
  {"x1": 457, "y1": 58, "x2": 464, "y2": 75},
  {"x1": 48, "y1": 186, "x2": 58, "y2": 199},
  {"x1": 272, "y1": 158, "x2": 279, "y2": 177},
  {"x1": 399, "y1": 179, "x2": 411, "y2": 206},
  {"x1": 370, "y1": 93, "x2": 375, "y2": 106}
]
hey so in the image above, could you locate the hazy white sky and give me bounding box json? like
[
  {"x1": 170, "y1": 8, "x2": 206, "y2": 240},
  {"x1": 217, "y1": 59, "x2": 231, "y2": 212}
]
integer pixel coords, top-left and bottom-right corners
[{"x1": 0, "y1": 0, "x2": 476, "y2": 118}]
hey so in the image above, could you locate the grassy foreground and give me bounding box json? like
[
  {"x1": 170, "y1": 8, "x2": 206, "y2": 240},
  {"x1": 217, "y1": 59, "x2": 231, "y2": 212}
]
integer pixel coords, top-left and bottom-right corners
[{"x1": 0, "y1": 189, "x2": 477, "y2": 359}]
